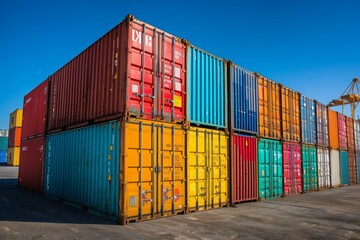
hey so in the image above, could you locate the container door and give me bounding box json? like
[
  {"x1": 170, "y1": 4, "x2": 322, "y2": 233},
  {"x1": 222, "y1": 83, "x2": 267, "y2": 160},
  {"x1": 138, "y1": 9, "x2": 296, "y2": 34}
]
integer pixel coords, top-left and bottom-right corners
[
  {"x1": 330, "y1": 149, "x2": 340, "y2": 187},
  {"x1": 317, "y1": 148, "x2": 330, "y2": 189},
  {"x1": 356, "y1": 151, "x2": 360, "y2": 183},
  {"x1": 348, "y1": 152, "x2": 357, "y2": 184},
  {"x1": 339, "y1": 151, "x2": 350, "y2": 185},
  {"x1": 283, "y1": 143, "x2": 302, "y2": 196}
]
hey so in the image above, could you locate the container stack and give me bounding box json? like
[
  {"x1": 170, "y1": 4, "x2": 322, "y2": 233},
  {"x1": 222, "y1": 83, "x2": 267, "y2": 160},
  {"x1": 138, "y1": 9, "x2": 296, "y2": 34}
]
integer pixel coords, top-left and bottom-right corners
[
  {"x1": 338, "y1": 113, "x2": 350, "y2": 186},
  {"x1": 7, "y1": 109, "x2": 22, "y2": 166},
  {"x1": 345, "y1": 116, "x2": 357, "y2": 184},
  {"x1": 328, "y1": 109, "x2": 341, "y2": 187},
  {"x1": 0, "y1": 130, "x2": 9, "y2": 164},
  {"x1": 354, "y1": 120, "x2": 360, "y2": 183}
]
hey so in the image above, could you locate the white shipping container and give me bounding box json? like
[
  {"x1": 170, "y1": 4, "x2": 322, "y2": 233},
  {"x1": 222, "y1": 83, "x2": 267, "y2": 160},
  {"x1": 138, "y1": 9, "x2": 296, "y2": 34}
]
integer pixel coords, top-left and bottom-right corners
[
  {"x1": 317, "y1": 147, "x2": 330, "y2": 189},
  {"x1": 330, "y1": 149, "x2": 340, "y2": 187},
  {"x1": 354, "y1": 120, "x2": 360, "y2": 151}
]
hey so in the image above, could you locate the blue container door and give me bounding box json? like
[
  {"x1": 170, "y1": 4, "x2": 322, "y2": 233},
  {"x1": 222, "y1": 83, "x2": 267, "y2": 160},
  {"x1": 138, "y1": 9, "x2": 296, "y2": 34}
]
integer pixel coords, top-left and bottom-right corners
[
  {"x1": 0, "y1": 150, "x2": 7, "y2": 163},
  {"x1": 340, "y1": 151, "x2": 350, "y2": 185},
  {"x1": 300, "y1": 96, "x2": 316, "y2": 144},
  {"x1": 356, "y1": 151, "x2": 360, "y2": 183}
]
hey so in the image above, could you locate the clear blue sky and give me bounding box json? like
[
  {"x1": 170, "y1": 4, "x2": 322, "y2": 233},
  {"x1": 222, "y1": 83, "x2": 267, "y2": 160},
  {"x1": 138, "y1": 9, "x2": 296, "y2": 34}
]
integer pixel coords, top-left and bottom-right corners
[{"x1": 0, "y1": 0, "x2": 359, "y2": 129}]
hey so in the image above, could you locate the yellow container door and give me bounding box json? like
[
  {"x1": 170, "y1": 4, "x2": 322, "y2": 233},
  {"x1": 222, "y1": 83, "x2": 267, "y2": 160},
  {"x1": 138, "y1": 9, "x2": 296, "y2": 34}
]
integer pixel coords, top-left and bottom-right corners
[
  {"x1": 9, "y1": 109, "x2": 23, "y2": 129},
  {"x1": 7, "y1": 147, "x2": 20, "y2": 166}
]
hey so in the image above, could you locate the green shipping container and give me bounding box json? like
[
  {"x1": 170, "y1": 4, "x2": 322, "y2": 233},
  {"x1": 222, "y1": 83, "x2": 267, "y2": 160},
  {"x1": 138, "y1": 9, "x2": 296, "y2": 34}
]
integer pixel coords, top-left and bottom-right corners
[
  {"x1": 0, "y1": 137, "x2": 8, "y2": 151},
  {"x1": 258, "y1": 138, "x2": 283, "y2": 200},
  {"x1": 302, "y1": 144, "x2": 318, "y2": 192}
]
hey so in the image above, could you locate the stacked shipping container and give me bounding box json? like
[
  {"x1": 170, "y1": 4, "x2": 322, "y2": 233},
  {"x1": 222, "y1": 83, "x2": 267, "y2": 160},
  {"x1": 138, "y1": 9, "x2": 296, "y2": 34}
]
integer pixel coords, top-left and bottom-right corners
[
  {"x1": 328, "y1": 109, "x2": 341, "y2": 187},
  {"x1": 354, "y1": 120, "x2": 360, "y2": 182},
  {"x1": 7, "y1": 109, "x2": 22, "y2": 166},
  {"x1": 0, "y1": 130, "x2": 8, "y2": 164}
]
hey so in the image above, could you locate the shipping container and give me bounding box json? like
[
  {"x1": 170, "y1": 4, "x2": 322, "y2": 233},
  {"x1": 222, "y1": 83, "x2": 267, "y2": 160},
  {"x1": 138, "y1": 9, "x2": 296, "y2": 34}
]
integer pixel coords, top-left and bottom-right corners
[
  {"x1": 0, "y1": 150, "x2": 7, "y2": 164},
  {"x1": 300, "y1": 96, "x2": 316, "y2": 145},
  {"x1": 281, "y1": 86, "x2": 300, "y2": 142},
  {"x1": 8, "y1": 127, "x2": 22, "y2": 148},
  {"x1": 47, "y1": 15, "x2": 186, "y2": 133},
  {"x1": 45, "y1": 118, "x2": 185, "y2": 224},
  {"x1": 348, "y1": 152, "x2": 357, "y2": 184},
  {"x1": 187, "y1": 45, "x2": 227, "y2": 128},
  {"x1": 317, "y1": 147, "x2": 330, "y2": 189},
  {"x1": 0, "y1": 137, "x2": 8, "y2": 151},
  {"x1": 346, "y1": 117, "x2": 355, "y2": 151},
  {"x1": 338, "y1": 113, "x2": 347, "y2": 150},
  {"x1": 339, "y1": 151, "x2": 350, "y2": 186},
  {"x1": 258, "y1": 138, "x2": 283, "y2": 200},
  {"x1": 187, "y1": 127, "x2": 228, "y2": 211},
  {"x1": 22, "y1": 80, "x2": 48, "y2": 140},
  {"x1": 328, "y1": 109, "x2": 339, "y2": 149},
  {"x1": 18, "y1": 137, "x2": 45, "y2": 192},
  {"x1": 231, "y1": 134, "x2": 257, "y2": 203},
  {"x1": 330, "y1": 149, "x2": 341, "y2": 187},
  {"x1": 0, "y1": 130, "x2": 8, "y2": 137},
  {"x1": 356, "y1": 151, "x2": 360, "y2": 184},
  {"x1": 283, "y1": 142, "x2": 302, "y2": 196},
  {"x1": 302, "y1": 144, "x2": 318, "y2": 192},
  {"x1": 9, "y1": 109, "x2": 23, "y2": 129},
  {"x1": 228, "y1": 63, "x2": 258, "y2": 134},
  {"x1": 354, "y1": 120, "x2": 360, "y2": 151},
  {"x1": 316, "y1": 102, "x2": 329, "y2": 146},
  {"x1": 257, "y1": 75, "x2": 281, "y2": 139},
  {"x1": 7, "y1": 147, "x2": 20, "y2": 166}
]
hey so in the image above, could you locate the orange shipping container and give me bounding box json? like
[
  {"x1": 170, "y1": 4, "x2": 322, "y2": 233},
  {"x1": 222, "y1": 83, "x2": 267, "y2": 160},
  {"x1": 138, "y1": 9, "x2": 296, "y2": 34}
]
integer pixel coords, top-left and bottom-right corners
[
  {"x1": 280, "y1": 86, "x2": 300, "y2": 142},
  {"x1": 328, "y1": 109, "x2": 339, "y2": 149},
  {"x1": 257, "y1": 74, "x2": 281, "y2": 139},
  {"x1": 8, "y1": 127, "x2": 22, "y2": 148}
]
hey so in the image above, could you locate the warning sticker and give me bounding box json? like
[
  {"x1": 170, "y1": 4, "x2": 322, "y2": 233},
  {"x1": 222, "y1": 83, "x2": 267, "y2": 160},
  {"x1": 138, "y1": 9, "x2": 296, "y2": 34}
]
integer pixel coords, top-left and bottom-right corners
[
  {"x1": 175, "y1": 82, "x2": 181, "y2": 91},
  {"x1": 174, "y1": 95, "x2": 182, "y2": 108},
  {"x1": 132, "y1": 84, "x2": 139, "y2": 93},
  {"x1": 174, "y1": 67, "x2": 181, "y2": 78}
]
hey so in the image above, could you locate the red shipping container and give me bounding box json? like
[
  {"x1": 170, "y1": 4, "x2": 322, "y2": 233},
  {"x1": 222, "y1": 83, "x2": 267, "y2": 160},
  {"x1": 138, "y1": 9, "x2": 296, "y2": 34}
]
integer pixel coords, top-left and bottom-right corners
[
  {"x1": 22, "y1": 80, "x2": 48, "y2": 140},
  {"x1": 346, "y1": 116, "x2": 355, "y2": 151},
  {"x1": 338, "y1": 113, "x2": 347, "y2": 150},
  {"x1": 18, "y1": 136, "x2": 45, "y2": 192},
  {"x1": 47, "y1": 15, "x2": 186, "y2": 133},
  {"x1": 348, "y1": 152, "x2": 357, "y2": 184},
  {"x1": 8, "y1": 127, "x2": 22, "y2": 147},
  {"x1": 282, "y1": 142, "x2": 302, "y2": 196},
  {"x1": 231, "y1": 134, "x2": 258, "y2": 203}
]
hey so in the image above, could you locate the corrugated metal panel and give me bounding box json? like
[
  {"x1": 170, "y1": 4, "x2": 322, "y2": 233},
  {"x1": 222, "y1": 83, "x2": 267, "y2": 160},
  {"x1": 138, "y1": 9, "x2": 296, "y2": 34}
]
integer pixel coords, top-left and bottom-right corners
[
  {"x1": 316, "y1": 102, "x2": 329, "y2": 146},
  {"x1": 346, "y1": 117, "x2": 355, "y2": 151},
  {"x1": 22, "y1": 80, "x2": 48, "y2": 140},
  {"x1": 258, "y1": 138, "x2": 283, "y2": 200},
  {"x1": 9, "y1": 109, "x2": 23, "y2": 129},
  {"x1": 8, "y1": 127, "x2": 22, "y2": 148},
  {"x1": 339, "y1": 150, "x2": 350, "y2": 186},
  {"x1": 328, "y1": 109, "x2": 339, "y2": 149},
  {"x1": 302, "y1": 144, "x2": 318, "y2": 192},
  {"x1": 257, "y1": 75, "x2": 281, "y2": 139},
  {"x1": 300, "y1": 96, "x2": 316, "y2": 145},
  {"x1": 348, "y1": 152, "x2": 357, "y2": 184},
  {"x1": 354, "y1": 120, "x2": 360, "y2": 151},
  {"x1": 18, "y1": 137, "x2": 45, "y2": 192},
  {"x1": 317, "y1": 147, "x2": 330, "y2": 190},
  {"x1": 281, "y1": 86, "x2": 300, "y2": 142},
  {"x1": 186, "y1": 127, "x2": 228, "y2": 211},
  {"x1": 228, "y1": 63, "x2": 258, "y2": 134},
  {"x1": 330, "y1": 149, "x2": 340, "y2": 187},
  {"x1": 7, "y1": 147, "x2": 20, "y2": 166},
  {"x1": 0, "y1": 150, "x2": 7, "y2": 164},
  {"x1": 0, "y1": 130, "x2": 8, "y2": 137},
  {"x1": 338, "y1": 113, "x2": 347, "y2": 150},
  {"x1": 0, "y1": 137, "x2": 8, "y2": 151},
  {"x1": 187, "y1": 45, "x2": 227, "y2": 128},
  {"x1": 45, "y1": 121, "x2": 120, "y2": 218},
  {"x1": 283, "y1": 142, "x2": 302, "y2": 196},
  {"x1": 231, "y1": 134, "x2": 257, "y2": 203},
  {"x1": 356, "y1": 151, "x2": 360, "y2": 183}
]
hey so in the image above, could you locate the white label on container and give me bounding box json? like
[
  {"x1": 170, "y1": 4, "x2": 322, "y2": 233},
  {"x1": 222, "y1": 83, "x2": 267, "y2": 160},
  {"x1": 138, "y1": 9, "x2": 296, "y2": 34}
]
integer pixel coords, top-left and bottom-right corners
[
  {"x1": 132, "y1": 84, "x2": 139, "y2": 93},
  {"x1": 174, "y1": 67, "x2": 181, "y2": 78},
  {"x1": 175, "y1": 82, "x2": 181, "y2": 91},
  {"x1": 26, "y1": 97, "x2": 32, "y2": 104}
]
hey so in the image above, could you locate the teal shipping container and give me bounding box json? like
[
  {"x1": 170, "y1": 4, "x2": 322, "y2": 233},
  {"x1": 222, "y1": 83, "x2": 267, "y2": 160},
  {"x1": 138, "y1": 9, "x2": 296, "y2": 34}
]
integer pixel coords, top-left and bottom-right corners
[
  {"x1": 356, "y1": 151, "x2": 360, "y2": 183},
  {"x1": 302, "y1": 144, "x2": 318, "y2": 192},
  {"x1": 339, "y1": 150, "x2": 350, "y2": 186},
  {"x1": 0, "y1": 137, "x2": 8, "y2": 151},
  {"x1": 187, "y1": 44, "x2": 227, "y2": 128},
  {"x1": 258, "y1": 138, "x2": 283, "y2": 200},
  {"x1": 44, "y1": 121, "x2": 119, "y2": 219}
]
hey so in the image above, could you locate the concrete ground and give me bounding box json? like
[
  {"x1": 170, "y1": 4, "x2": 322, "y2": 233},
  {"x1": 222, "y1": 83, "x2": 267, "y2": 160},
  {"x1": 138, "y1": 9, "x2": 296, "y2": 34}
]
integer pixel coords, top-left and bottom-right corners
[{"x1": 0, "y1": 166, "x2": 359, "y2": 240}]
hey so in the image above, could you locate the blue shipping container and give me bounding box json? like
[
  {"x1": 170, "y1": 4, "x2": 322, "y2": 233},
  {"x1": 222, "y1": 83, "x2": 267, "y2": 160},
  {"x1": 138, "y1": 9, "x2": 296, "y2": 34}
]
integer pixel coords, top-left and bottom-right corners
[
  {"x1": 187, "y1": 45, "x2": 227, "y2": 128},
  {"x1": 229, "y1": 63, "x2": 258, "y2": 134},
  {"x1": 339, "y1": 150, "x2": 350, "y2": 185},
  {"x1": 0, "y1": 150, "x2": 7, "y2": 164},
  {"x1": 300, "y1": 96, "x2": 316, "y2": 144},
  {"x1": 44, "y1": 121, "x2": 119, "y2": 218},
  {"x1": 356, "y1": 151, "x2": 360, "y2": 183}
]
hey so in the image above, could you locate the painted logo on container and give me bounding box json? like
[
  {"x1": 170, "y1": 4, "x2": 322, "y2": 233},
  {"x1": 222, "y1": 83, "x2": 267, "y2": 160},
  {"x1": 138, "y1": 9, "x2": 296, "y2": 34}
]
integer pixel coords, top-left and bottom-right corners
[{"x1": 132, "y1": 29, "x2": 152, "y2": 47}]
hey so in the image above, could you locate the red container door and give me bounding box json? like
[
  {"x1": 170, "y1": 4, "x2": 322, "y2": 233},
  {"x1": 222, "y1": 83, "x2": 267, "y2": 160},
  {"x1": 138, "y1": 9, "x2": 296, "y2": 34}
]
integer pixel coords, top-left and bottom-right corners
[
  {"x1": 231, "y1": 134, "x2": 257, "y2": 203},
  {"x1": 18, "y1": 137, "x2": 45, "y2": 192},
  {"x1": 338, "y1": 114, "x2": 347, "y2": 150},
  {"x1": 283, "y1": 142, "x2": 302, "y2": 196}
]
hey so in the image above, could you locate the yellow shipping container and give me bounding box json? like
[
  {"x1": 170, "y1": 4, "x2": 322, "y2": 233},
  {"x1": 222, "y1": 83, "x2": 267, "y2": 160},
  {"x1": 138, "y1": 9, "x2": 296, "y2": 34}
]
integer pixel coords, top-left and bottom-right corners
[
  {"x1": 120, "y1": 118, "x2": 185, "y2": 224},
  {"x1": 186, "y1": 127, "x2": 229, "y2": 212},
  {"x1": 7, "y1": 147, "x2": 20, "y2": 166},
  {"x1": 9, "y1": 109, "x2": 23, "y2": 129}
]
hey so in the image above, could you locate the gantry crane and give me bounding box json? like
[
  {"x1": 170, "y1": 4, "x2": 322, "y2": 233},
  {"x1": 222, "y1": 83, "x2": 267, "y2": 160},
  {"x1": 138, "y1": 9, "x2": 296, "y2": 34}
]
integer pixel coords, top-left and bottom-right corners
[{"x1": 328, "y1": 77, "x2": 360, "y2": 119}]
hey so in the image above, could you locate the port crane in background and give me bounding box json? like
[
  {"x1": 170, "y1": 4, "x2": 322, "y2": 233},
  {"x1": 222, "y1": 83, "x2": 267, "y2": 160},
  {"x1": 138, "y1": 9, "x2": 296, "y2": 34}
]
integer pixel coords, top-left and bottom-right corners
[{"x1": 328, "y1": 77, "x2": 360, "y2": 119}]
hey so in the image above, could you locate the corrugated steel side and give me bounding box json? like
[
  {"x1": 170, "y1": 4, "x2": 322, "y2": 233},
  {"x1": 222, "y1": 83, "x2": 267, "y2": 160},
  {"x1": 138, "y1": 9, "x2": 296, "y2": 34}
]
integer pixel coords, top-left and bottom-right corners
[
  {"x1": 330, "y1": 149, "x2": 340, "y2": 187},
  {"x1": 302, "y1": 144, "x2": 318, "y2": 192},
  {"x1": 283, "y1": 142, "x2": 302, "y2": 196},
  {"x1": 328, "y1": 109, "x2": 339, "y2": 149},
  {"x1": 317, "y1": 147, "x2": 330, "y2": 190},
  {"x1": 7, "y1": 147, "x2": 20, "y2": 166},
  {"x1": 258, "y1": 138, "x2": 283, "y2": 200},
  {"x1": 338, "y1": 113, "x2": 347, "y2": 150},
  {"x1": 257, "y1": 75, "x2": 281, "y2": 139},
  {"x1": 228, "y1": 63, "x2": 258, "y2": 134},
  {"x1": 356, "y1": 151, "x2": 360, "y2": 183},
  {"x1": 281, "y1": 86, "x2": 300, "y2": 142},
  {"x1": 231, "y1": 134, "x2": 257, "y2": 203},
  {"x1": 0, "y1": 151, "x2": 7, "y2": 164},
  {"x1": 8, "y1": 127, "x2": 22, "y2": 148},
  {"x1": 346, "y1": 117, "x2": 355, "y2": 152},
  {"x1": 45, "y1": 121, "x2": 120, "y2": 218},
  {"x1": 18, "y1": 137, "x2": 45, "y2": 192},
  {"x1": 187, "y1": 127, "x2": 228, "y2": 211},
  {"x1": 354, "y1": 120, "x2": 360, "y2": 151},
  {"x1": 0, "y1": 137, "x2": 8, "y2": 151},
  {"x1": 22, "y1": 80, "x2": 48, "y2": 140},
  {"x1": 316, "y1": 102, "x2": 329, "y2": 146},
  {"x1": 9, "y1": 109, "x2": 23, "y2": 129},
  {"x1": 339, "y1": 150, "x2": 350, "y2": 186},
  {"x1": 187, "y1": 45, "x2": 227, "y2": 128},
  {"x1": 348, "y1": 152, "x2": 357, "y2": 184},
  {"x1": 300, "y1": 96, "x2": 316, "y2": 144}
]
